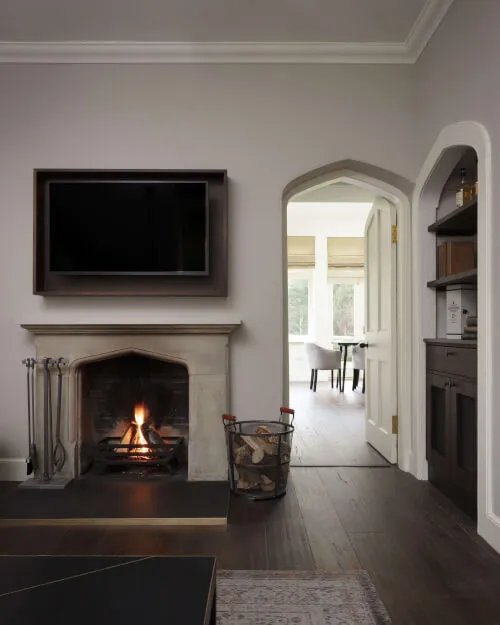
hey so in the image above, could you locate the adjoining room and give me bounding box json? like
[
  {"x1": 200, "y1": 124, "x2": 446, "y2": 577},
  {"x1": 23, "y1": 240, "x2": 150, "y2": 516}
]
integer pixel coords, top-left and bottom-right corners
[{"x1": 287, "y1": 182, "x2": 390, "y2": 467}]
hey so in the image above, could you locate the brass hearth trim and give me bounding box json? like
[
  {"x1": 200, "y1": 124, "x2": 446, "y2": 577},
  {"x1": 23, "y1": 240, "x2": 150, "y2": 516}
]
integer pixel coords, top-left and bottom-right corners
[{"x1": 0, "y1": 517, "x2": 227, "y2": 527}]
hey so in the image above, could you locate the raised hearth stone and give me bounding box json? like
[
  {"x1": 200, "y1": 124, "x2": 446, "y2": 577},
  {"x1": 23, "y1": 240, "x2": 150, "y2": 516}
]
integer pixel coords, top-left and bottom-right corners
[
  {"x1": 19, "y1": 476, "x2": 72, "y2": 490},
  {"x1": 0, "y1": 556, "x2": 216, "y2": 625},
  {"x1": 0, "y1": 478, "x2": 229, "y2": 526}
]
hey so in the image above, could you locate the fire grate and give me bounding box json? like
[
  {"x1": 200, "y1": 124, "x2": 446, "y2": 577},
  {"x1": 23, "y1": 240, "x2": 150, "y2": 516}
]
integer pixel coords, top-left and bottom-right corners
[{"x1": 96, "y1": 436, "x2": 184, "y2": 471}]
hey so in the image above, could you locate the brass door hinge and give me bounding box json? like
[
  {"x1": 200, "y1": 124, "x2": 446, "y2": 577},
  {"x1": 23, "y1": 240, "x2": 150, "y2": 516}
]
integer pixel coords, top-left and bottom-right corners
[
  {"x1": 392, "y1": 415, "x2": 398, "y2": 434},
  {"x1": 391, "y1": 225, "x2": 398, "y2": 244}
]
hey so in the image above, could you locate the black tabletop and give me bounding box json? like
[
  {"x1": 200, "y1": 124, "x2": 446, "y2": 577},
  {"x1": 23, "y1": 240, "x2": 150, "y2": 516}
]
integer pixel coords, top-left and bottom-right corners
[{"x1": 0, "y1": 555, "x2": 216, "y2": 625}]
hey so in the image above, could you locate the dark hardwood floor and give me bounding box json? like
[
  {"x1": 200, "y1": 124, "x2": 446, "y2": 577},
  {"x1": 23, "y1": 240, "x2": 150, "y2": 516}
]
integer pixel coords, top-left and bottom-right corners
[
  {"x1": 290, "y1": 382, "x2": 389, "y2": 466},
  {"x1": 1, "y1": 467, "x2": 500, "y2": 624}
]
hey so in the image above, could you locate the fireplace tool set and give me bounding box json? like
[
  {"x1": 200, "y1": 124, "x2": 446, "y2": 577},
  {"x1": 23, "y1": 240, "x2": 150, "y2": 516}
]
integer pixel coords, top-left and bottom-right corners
[{"x1": 21, "y1": 357, "x2": 69, "y2": 485}]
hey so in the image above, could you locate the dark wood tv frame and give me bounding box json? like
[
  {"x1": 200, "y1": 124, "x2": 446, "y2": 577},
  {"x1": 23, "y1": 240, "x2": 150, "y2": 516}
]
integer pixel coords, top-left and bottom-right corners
[{"x1": 34, "y1": 169, "x2": 228, "y2": 296}]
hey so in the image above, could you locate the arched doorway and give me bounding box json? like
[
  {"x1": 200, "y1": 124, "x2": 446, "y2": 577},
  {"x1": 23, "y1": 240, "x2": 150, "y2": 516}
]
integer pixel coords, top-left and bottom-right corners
[
  {"x1": 412, "y1": 122, "x2": 498, "y2": 551},
  {"x1": 282, "y1": 160, "x2": 413, "y2": 471}
]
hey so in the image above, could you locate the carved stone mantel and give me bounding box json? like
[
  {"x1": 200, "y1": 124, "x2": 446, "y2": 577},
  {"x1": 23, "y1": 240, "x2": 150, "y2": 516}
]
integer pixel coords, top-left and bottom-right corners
[{"x1": 21, "y1": 322, "x2": 242, "y2": 482}]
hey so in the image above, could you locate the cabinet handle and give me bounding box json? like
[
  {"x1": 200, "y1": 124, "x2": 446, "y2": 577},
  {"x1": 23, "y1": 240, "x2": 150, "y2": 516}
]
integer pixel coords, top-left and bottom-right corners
[
  {"x1": 444, "y1": 381, "x2": 450, "y2": 388},
  {"x1": 446, "y1": 351, "x2": 456, "y2": 357},
  {"x1": 449, "y1": 381, "x2": 457, "y2": 388}
]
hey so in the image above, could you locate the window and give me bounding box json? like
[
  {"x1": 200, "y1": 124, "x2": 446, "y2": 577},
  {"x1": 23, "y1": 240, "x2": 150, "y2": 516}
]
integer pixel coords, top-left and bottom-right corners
[
  {"x1": 332, "y1": 283, "x2": 355, "y2": 336},
  {"x1": 329, "y1": 269, "x2": 365, "y2": 339},
  {"x1": 288, "y1": 271, "x2": 311, "y2": 338}
]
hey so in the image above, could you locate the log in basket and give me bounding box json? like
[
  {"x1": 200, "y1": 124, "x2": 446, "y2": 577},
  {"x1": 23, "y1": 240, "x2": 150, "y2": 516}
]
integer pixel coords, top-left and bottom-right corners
[{"x1": 222, "y1": 407, "x2": 295, "y2": 500}]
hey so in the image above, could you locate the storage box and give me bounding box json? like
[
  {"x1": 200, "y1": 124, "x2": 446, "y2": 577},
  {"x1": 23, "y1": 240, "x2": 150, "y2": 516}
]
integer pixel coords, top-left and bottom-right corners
[
  {"x1": 446, "y1": 286, "x2": 477, "y2": 338},
  {"x1": 438, "y1": 241, "x2": 475, "y2": 277}
]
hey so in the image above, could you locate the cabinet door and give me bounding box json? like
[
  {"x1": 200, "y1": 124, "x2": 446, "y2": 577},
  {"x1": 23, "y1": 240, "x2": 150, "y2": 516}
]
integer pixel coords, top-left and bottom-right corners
[
  {"x1": 450, "y1": 378, "x2": 477, "y2": 519},
  {"x1": 426, "y1": 373, "x2": 450, "y2": 488}
]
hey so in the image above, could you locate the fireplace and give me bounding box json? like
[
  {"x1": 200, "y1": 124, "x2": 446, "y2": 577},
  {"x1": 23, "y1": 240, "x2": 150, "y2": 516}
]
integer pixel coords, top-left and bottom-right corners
[
  {"x1": 80, "y1": 354, "x2": 188, "y2": 476},
  {"x1": 21, "y1": 323, "x2": 241, "y2": 483}
]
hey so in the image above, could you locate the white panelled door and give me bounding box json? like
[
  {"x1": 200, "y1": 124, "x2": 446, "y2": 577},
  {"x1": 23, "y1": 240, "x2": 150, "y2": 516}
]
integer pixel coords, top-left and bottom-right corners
[{"x1": 364, "y1": 197, "x2": 398, "y2": 463}]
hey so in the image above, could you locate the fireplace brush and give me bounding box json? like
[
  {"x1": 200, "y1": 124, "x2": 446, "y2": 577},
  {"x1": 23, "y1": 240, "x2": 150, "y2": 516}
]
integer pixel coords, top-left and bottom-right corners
[{"x1": 21, "y1": 358, "x2": 37, "y2": 475}]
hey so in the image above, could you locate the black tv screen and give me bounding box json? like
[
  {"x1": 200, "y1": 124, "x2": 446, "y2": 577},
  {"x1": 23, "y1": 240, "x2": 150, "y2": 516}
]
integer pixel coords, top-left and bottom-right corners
[{"x1": 48, "y1": 180, "x2": 209, "y2": 275}]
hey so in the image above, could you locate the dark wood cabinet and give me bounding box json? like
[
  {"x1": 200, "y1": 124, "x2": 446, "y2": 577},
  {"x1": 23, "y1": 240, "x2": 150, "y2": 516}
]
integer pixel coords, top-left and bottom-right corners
[{"x1": 425, "y1": 340, "x2": 477, "y2": 519}]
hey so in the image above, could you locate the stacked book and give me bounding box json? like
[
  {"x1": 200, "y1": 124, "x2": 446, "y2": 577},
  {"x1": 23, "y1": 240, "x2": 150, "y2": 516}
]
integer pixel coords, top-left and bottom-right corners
[{"x1": 462, "y1": 316, "x2": 477, "y2": 340}]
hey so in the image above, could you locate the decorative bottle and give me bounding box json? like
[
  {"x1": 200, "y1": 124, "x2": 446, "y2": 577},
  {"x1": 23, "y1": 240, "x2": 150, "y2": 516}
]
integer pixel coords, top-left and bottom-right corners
[{"x1": 456, "y1": 168, "x2": 473, "y2": 208}]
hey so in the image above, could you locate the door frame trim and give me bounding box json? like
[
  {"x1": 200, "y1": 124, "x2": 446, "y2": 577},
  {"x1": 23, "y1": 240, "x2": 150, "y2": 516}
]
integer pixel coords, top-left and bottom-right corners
[{"x1": 282, "y1": 160, "x2": 413, "y2": 471}]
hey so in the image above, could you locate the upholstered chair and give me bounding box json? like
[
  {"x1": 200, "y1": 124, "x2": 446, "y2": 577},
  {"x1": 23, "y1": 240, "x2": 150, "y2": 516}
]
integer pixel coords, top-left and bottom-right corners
[{"x1": 305, "y1": 343, "x2": 342, "y2": 392}]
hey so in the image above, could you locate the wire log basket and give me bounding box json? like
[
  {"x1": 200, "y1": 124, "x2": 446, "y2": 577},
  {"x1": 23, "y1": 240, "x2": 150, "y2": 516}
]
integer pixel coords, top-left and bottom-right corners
[{"x1": 222, "y1": 407, "x2": 295, "y2": 500}]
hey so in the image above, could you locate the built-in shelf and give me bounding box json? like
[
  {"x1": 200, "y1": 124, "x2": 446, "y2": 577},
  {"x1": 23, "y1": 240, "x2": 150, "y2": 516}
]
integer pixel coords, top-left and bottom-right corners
[
  {"x1": 427, "y1": 268, "x2": 477, "y2": 290},
  {"x1": 428, "y1": 199, "x2": 477, "y2": 235}
]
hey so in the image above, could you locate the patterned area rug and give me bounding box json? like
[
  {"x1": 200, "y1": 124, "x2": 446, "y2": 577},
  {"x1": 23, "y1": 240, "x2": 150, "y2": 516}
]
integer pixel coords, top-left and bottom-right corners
[{"x1": 217, "y1": 570, "x2": 392, "y2": 625}]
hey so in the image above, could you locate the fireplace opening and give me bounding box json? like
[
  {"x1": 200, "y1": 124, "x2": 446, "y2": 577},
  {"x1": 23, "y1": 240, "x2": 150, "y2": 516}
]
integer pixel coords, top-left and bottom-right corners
[{"x1": 80, "y1": 354, "x2": 188, "y2": 477}]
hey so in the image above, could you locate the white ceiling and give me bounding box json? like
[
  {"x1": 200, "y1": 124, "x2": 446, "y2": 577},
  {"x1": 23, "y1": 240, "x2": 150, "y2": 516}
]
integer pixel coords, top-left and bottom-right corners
[
  {"x1": 0, "y1": 0, "x2": 426, "y2": 43},
  {"x1": 0, "y1": 0, "x2": 454, "y2": 64},
  {"x1": 287, "y1": 201, "x2": 373, "y2": 237}
]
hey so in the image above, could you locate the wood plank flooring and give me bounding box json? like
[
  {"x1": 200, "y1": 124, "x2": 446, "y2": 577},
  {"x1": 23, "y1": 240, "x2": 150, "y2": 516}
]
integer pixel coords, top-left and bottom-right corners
[
  {"x1": 290, "y1": 382, "x2": 389, "y2": 466},
  {"x1": 1, "y1": 467, "x2": 500, "y2": 624}
]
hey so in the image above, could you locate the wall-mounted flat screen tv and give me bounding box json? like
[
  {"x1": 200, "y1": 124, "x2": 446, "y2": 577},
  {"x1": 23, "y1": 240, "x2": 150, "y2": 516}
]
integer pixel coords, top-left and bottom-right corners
[{"x1": 48, "y1": 180, "x2": 209, "y2": 275}]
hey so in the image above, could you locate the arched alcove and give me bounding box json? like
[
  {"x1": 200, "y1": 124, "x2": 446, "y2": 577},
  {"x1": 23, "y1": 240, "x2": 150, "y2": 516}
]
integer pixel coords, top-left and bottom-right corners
[
  {"x1": 412, "y1": 121, "x2": 498, "y2": 552},
  {"x1": 282, "y1": 160, "x2": 414, "y2": 471}
]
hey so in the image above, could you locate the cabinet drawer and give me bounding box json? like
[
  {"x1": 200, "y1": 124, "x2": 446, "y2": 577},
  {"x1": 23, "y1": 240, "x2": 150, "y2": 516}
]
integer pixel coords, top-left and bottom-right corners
[{"x1": 426, "y1": 345, "x2": 477, "y2": 379}]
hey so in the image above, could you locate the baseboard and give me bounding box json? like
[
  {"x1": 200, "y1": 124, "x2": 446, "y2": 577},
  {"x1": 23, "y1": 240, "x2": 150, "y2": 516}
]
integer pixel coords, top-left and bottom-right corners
[
  {"x1": 0, "y1": 458, "x2": 27, "y2": 482},
  {"x1": 400, "y1": 450, "x2": 413, "y2": 475},
  {"x1": 479, "y1": 512, "x2": 500, "y2": 555}
]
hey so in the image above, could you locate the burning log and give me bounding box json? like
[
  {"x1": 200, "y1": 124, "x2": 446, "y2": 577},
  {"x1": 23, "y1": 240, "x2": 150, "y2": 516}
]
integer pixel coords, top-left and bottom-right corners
[
  {"x1": 145, "y1": 426, "x2": 164, "y2": 447},
  {"x1": 116, "y1": 422, "x2": 137, "y2": 454}
]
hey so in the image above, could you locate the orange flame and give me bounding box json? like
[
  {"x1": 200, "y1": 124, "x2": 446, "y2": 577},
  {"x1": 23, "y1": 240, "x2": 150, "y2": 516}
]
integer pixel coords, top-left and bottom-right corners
[
  {"x1": 133, "y1": 403, "x2": 149, "y2": 453},
  {"x1": 134, "y1": 402, "x2": 147, "y2": 427}
]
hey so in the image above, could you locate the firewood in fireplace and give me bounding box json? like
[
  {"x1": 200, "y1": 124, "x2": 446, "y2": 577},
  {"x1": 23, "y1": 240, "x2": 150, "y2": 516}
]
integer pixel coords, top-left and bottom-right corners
[
  {"x1": 116, "y1": 422, "x2": 137, "y2": 454},
  {"x1": 145, "y1": 425, "x2": 164, "y2": 447}
]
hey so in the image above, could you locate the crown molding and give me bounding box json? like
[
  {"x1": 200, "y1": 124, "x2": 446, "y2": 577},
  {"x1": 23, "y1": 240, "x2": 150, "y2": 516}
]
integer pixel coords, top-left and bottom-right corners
[
  {"x1": 0, "y1": 0, "x2": 454, "y2": 65},
  {"x1": 0, "y1": 41, "x2": 412, "y2": 64},
  {"x1": 406, "y1": 0, "x2": 454, "y2": 61}
]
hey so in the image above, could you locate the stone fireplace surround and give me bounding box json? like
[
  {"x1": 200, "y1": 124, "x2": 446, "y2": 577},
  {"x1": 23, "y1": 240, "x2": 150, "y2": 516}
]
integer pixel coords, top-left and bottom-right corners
[{"x1": 21, "y1": 323, "x2": 241, "y2": 482}]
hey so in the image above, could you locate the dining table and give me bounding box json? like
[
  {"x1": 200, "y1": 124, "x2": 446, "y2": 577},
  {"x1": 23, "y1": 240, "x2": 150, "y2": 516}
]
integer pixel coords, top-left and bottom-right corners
[{"x1": 332, "y1": 338, "x2": 364, "y2": 392}]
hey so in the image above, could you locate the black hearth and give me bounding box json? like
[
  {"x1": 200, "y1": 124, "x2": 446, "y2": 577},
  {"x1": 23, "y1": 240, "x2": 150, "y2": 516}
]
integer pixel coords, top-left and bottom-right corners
[{"x1": 80, "y1": 354, "x2": 188, "y2": 475}]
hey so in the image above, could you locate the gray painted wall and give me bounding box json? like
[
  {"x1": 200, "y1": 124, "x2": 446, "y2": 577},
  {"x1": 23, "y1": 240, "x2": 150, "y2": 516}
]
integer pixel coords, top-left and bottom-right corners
[{"x1": 0, "y1": 63, "x2": 413, "y2": 474}]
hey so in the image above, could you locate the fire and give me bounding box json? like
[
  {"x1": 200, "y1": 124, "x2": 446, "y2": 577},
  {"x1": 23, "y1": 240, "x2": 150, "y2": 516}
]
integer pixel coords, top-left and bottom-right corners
[
  {"x1": 132, "y1": 402, "x2": 150, "y2": 454},
  {"x1": 134, "y1": 402, "x2": 147, "y2": 427},
  {"x1": 116, "y1": 401, "x2": 164, "y2": 460}
]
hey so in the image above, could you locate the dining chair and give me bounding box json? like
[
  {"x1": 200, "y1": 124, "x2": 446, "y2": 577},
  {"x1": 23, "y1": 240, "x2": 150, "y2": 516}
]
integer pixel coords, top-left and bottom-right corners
[{"x1": 305, "y1": 343, "x2": 342, "y2": 392}]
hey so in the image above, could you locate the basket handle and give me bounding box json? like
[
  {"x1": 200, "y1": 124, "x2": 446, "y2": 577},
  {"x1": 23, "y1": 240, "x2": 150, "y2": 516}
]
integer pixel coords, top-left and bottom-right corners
[{"x1": 279, "y1": 406, "x2": 295, "y2": 425}]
